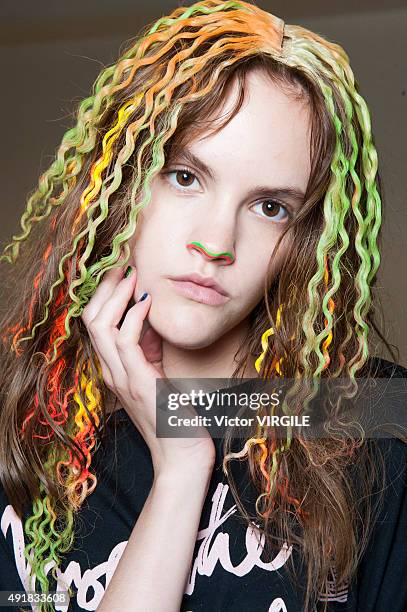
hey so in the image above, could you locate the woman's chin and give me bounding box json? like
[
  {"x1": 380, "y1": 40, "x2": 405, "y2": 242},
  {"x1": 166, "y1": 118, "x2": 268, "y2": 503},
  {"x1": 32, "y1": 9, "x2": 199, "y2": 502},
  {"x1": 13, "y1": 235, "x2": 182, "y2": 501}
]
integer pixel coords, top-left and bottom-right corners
[
  {"x1": 145, "y1": 292, "x2": 237, "y2": 349},
  {"x1": 148, "y1": 310, "x2": 222, "y2": 350},
  {"x1": 160, "y1": 325, "x2": 221, "y2": 350},
  {"x1": 165, "y1": 335, "x2": 218, "y2": 350}
]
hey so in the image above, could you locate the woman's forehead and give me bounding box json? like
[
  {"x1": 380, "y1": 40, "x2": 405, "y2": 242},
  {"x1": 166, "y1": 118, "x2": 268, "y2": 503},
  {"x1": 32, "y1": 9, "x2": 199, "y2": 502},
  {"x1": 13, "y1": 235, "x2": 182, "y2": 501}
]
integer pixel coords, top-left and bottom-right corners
[{"x1": 180, "y1": 73, "x2": 311, "y2": 192}]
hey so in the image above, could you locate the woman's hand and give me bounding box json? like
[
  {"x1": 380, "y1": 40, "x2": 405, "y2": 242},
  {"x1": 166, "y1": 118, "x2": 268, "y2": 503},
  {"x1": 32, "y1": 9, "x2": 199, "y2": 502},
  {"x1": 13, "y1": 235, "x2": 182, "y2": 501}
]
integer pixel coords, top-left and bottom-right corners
[{"x1": 81, "y1": 264, "x2": 216, "y2": 479}]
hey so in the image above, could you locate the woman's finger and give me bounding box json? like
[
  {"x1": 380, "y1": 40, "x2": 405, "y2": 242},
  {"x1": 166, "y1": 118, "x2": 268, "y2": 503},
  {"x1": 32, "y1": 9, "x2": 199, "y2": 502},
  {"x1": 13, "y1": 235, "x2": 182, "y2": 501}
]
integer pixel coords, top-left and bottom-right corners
[
  {"x1": 86, "y1": 328, "x2": 115, "y2": 389},
  {"x1": 115, "y1": 295, "x2": 158, "y2": 394},
  {"x1": 88, "y1": 325, "x2": 128, "y2": 392},
  {"x1": 86, "y1": 276, "x2": 138, "y2": 390},
  {"x1": 139, "y1": 325, "x2": 163, "y2": 365},
  {"x1": 82, "y1": 262, "x2": 134, "y2": 324},
  {"x1": 91, "y1": 270, "x2": 138, "y2": 329},
  {"x1": 87, "y1": 270, "x2": 142, "y2": 390}
]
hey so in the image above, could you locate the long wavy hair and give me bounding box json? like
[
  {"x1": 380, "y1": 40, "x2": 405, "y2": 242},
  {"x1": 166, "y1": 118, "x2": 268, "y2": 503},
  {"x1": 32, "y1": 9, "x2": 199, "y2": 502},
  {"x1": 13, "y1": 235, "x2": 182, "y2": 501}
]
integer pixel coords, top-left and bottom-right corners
[{"x1": 0, "y1": 1, "x2": 402, "y2": 610}]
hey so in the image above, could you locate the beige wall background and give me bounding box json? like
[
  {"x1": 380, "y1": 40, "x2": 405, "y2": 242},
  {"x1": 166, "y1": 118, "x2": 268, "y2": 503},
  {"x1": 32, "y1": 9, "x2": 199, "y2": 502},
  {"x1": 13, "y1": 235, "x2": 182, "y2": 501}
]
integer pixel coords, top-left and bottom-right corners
[{"x1": 1, "y1": 1, "x2": 406, "y2": 365}]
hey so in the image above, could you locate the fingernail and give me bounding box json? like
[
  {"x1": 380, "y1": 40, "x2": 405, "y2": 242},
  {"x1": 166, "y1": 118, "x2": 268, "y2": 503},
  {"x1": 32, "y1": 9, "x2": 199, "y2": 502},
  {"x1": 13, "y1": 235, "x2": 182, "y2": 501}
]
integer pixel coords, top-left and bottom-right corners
[
  {"x1": 138, "y1": 292, "x2": 149, "y2": 302},
  {"x1": 124, "y1": 266, "x2": 133, "y2": 278}
]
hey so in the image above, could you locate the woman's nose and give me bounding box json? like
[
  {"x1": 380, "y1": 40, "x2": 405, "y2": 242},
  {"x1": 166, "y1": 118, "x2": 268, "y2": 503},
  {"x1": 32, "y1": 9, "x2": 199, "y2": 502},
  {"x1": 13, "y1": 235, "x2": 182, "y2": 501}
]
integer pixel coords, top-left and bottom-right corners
[{"x1": 186, "y1": 241, "x2": 235, "y2": 264}]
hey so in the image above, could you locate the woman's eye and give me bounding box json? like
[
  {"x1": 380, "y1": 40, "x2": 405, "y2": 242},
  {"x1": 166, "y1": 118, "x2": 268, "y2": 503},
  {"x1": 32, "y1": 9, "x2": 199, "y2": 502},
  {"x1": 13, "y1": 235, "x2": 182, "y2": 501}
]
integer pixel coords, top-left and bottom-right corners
[
  {"x1": 251, "y1": 200, "x2": 290, "y2": 222},
  {"x1": 164, "y1": 168, "x2": 200, "y2": 190},
  {"x1": 163, "y1": 169, "x2": 290, "y2": 222}
]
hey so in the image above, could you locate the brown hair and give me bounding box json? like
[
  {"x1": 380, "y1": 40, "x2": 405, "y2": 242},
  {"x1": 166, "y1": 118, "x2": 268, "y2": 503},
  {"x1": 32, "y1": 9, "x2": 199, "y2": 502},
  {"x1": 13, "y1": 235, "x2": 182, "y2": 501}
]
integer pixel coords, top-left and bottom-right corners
[{"x1": 0, "y1": 3, "x2": 403, "y2": 610}]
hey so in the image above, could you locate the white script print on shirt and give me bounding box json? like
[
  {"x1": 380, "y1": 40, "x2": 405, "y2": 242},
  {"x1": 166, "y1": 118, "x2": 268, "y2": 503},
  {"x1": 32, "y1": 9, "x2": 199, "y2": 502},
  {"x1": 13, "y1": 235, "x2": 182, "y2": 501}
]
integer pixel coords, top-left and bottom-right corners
[{"x1": 1, "y1": 481, "x2": 347, "y2": 611}]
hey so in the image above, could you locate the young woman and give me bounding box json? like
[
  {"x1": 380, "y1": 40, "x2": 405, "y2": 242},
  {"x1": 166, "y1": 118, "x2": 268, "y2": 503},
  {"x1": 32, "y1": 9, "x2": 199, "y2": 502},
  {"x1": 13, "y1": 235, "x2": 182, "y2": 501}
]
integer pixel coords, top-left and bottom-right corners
[{"x1": 0, "y1": 1, "x2": 406, "y2": 611}]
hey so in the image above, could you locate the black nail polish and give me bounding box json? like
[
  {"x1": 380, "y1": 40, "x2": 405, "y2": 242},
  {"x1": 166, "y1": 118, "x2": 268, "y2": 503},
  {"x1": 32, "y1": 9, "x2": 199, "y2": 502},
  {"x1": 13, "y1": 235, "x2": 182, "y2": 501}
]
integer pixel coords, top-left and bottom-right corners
[
  {"x1": 138, "y1": 292, "x2": 148, "y2": 302},
  {"x1": 124, "y1": 266, "x2": 133, "y2": 278}
]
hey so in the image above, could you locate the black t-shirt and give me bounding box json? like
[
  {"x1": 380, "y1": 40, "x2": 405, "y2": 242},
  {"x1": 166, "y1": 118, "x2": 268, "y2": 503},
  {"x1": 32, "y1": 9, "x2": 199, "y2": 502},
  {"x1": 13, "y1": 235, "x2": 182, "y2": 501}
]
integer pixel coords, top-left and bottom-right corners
[{"x1": 1, "y1": 357, "x2": 406, "y2": 612}]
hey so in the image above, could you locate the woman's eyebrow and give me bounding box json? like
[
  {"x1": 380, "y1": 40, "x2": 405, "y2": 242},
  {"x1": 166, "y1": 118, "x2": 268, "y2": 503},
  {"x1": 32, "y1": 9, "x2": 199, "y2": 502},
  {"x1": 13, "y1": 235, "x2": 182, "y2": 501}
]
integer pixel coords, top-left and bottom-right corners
[
  {"x1": 167, "y1": 147, "x2": 306, "y2": 204},
  {"x1": 169, "y1": 147, "x2": 217, "y2": 181}
]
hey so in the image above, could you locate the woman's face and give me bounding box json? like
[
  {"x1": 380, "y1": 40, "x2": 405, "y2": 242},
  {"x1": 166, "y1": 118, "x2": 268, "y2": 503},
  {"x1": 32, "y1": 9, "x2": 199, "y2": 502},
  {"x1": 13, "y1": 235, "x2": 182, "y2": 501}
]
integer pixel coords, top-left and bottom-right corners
[{"x1": 130, "y1": 69, "x2": 311, "y2": 349}]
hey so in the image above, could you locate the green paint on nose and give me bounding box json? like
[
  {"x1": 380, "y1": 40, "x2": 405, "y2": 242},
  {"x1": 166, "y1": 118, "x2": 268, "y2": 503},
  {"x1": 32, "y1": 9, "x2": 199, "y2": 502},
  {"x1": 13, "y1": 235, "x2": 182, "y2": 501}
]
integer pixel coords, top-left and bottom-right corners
[{"x1": 187, "y1": 241, "x2": 235, "y2": 263}]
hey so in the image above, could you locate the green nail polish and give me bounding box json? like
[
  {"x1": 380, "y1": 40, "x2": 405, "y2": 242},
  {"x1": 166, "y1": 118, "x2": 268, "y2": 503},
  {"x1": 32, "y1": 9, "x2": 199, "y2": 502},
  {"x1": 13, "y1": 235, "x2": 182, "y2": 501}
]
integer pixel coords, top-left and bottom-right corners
[{"x1": 124, "y1": 266, "x2": 133, "y2": 278}]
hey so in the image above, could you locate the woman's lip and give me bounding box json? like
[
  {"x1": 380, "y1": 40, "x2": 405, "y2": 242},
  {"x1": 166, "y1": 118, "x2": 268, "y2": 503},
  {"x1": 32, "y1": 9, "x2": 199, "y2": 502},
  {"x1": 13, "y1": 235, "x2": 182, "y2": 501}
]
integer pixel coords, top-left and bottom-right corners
[{"x1": 168, "y1": 279, "x2": 230, "y2": 306}]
